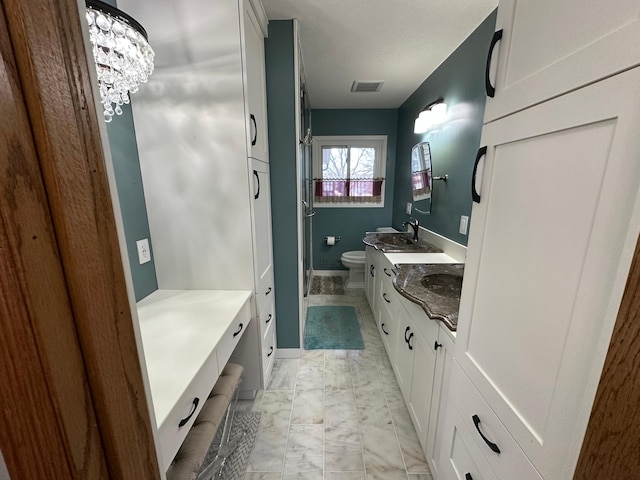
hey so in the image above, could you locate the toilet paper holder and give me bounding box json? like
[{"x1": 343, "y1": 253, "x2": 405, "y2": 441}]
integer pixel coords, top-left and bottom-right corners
[{"x1": 324, "y1": 236, "x2": 341, "y2": 244}]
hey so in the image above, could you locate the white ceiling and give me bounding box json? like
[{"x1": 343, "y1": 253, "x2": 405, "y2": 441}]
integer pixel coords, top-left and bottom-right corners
[{"x1": 262, "y1": 0, "x2": 497, "y2": 109}]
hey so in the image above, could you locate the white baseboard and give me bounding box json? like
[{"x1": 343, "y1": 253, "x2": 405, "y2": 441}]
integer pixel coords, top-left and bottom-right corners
[
  {"x1": 312, "y1": 270, "x2": 348, "y2": 277},
  {"x1": 276, "y1": 348, "x2": 301, "y2": 359}
]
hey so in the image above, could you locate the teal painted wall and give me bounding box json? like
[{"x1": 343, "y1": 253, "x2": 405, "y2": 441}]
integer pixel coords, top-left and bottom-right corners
[
  {"x1": 265, "y1": 20, "x2": 300, "y2": 349},
  {"x1": 106, "y1": 103, "x2": 158, "y2": 301},
  {"x1": 392, "y1": 10, "x2": 497, "y2": 245},
  {"x1": 310, "y1": 109, "x2": 398, "y2": 270}
]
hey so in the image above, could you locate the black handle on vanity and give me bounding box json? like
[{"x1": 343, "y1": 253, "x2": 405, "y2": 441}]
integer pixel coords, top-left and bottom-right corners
[
  {"x1": 407, "y1": 333, "x2": 414, "y2": 350},
  {"x1": 253, "y1": 170, "x2": 260, "y2": 199},
  {"x1": 465, "y1": 474, "x2": 474, "y2": 480},
  {"x1": 178, "y1": 397, "x2": 200, "y2": 427},
  {"x1": 434, "y1": 341, "x2": 442, "y2": 351},
  {"x1": 370, "y1": 265, "x2": 375, "y2": 277},
  {"x1": 404, "y1": 326, "x2": 411, "y2": 342},
  {"x1": 265, "y1": 314, "x2": 272, "y2": 324},
  {"x1": 233, "y1": 323, "x2": 244, "y2": 337},
  {"x1": 250, "y1": 114, "x2": 257, "y2": 146},
  {"x1": 485, "y1": 29, "x2": 503, "y2": 97},
  {"x1": 472, "y1": 414, "x2": 501, "y2": 454},
  {"x1": 472, "y1": 146, "x2": 487, "y2": 203},
  {"x1": 383, "y1": 293, "x2": 391, "y2": 304},
  {"x1": 383, "y1": 268, "x2": 392, "y2": 277},
  {"x1": 381, "y1": 323, "x2": 389, "y2": 335},
  {"x1": 267, "y1": 346, "x2": 274, "y2": 357},
  {"x1": 265, "y1": 287, "x2": 272, "y2": 296}
]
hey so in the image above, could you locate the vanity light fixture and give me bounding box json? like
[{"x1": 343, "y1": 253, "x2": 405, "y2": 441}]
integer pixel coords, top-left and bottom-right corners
[
  {"x1": 85, "y1": 0, "x2": 155, "y2": 122},
  {"x1": 414, "y1": 98, "x2": 447, "y2": 134}
]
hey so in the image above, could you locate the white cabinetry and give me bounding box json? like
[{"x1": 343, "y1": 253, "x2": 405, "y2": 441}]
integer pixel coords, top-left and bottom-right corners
[
  {"x1": 242, "y1": 0, "x2": 269, "y2": 162},
  {"x1": 453, "y1": 36, "x2": 640, "y2": 480},
  {"x1": 377, "y1": 255, "x2": 400, "y2": 360},
  {"x1": 364, "y1": 246, "x2": 377, "y2": 309},
  {"x1": 483, "y1": 0, "x2": 640, "y2": 122}
]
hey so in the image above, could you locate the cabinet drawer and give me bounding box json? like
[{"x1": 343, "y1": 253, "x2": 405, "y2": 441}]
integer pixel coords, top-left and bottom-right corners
[
  {"x1": 255, "y1": 270, "x2": 274, "y2": 312},
  {"x1": 157, "y1": 351, "x2": 219, "y2": 471},
  {"x1": 257, "y1": 296, "x2": 275, "y2": 341},
  {"x1": 450, "y1": 363, "x2": 542, "y2": 480},
  {"x1": 216, "y1": 300, "x2": 251, "y2": 368},
  {"x1": 262, "y1": 323, "x2": 276, "y2": 380},
  {"x1": 438, "y1": 404, "x2": 497, "y2": 480}
]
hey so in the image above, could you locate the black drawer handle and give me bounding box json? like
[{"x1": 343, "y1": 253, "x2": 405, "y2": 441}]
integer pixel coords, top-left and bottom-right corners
[
  {"x1": 407, "y1": 332, "x2": 414, "y2": 350},
  {"x1": 472, "y1": 146, "x2": 486, "y2": 203},
  {"x1": 232, "y1": 323, "x2": 244, "y2": 337},
  {"x1": 178, "y1": 397, "x2": 200, "y2": 427},
  {"x1": 253, "y1": 170, "x2": 260, "y2": 199},
  {"x1": 381, "y1": 323, "x2": 389, "y2": 335},
  {"x1": 250, "y1": 113, "x2": 257, "y2": 146},
  {"x1": 434, "y1": 341, "x2": 442, "y2": 351},
  {"x1": 265, "y1": 287, "x2": 272, "y2": 296},
  {"x1": 383, "y1": 268, "x2": 392, "y2": 277},
  {"x1": 485, "y1": 29, "x2": 503, "y2": 98},
  {"x1": 404, "y1": 326, "x2": 411, "y2": 342},
  {"x1": 267, "y1": 346, "x2": 274, "y2": 357},
  {"x1": 465, "y1": 474, "x2": 474, "y2": 480},
  {"x1": 265, "y1": 314, "x2": 272, "y2": 324},
  {"x1": 370, "y1": 264, "x2": 375, "y2": 277},
  {"x1": 383, "y1": 293, "x2": 391, "y2": 303},
  {"x1": 472, "y1": 414, "x2": 501, "y2": 454}
]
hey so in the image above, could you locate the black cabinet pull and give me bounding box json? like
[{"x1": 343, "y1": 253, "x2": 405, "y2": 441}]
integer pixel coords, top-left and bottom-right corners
[
  {"x1": 434, "y1": 341, "x2": 442, "y2": 351},
  {"x1": 381, "y1": 323, "x2": 389, "y2": 335},
  {"x1": 253, "y1": 170, "x2": 260, "y2": 199},
  {"x1": 370, "y1": 264, "x2": 375, "y2": 277},
  {"x1": 178, "y1": 397, "x2": 200, "y2": 427},
  {"x1": 404, "y1": 326, "x2": 411, "y2": 342},
  {"x1": 267, "y1": 346, "x2": 274, "y2": 357},
  {"x1": 250, "y1": 114, "x2": 257, "y2": 146},
  {"x1": 265, "y1": 314, "x2": 272, "y2": 324},
  {"x1": 472, "y1": 414, "x2": 501, "y2": 454},
  {"x1": 232, "y1": 323, "x2": 244, "y2": 337},
  {"x1": 265, "y1": 287, "x2": 272, "y2": 296},
  {"x1": 407, "y1": 333, "x2": 414, "y2": 350},
  {"x1": 383, "y1": 268, "x2": 392, "y2": 277},
  {"x1": 472, "y1": 146, "x2": 486, "y2": 203},
  {"x1": 383, "y1": 293, "x2": 391, "y2": 303},
  {"x1": 465, "y1": 474, "x2": 474, "y2": 480},
  {"x1": 485, "y1": 29, "x2": 503, "y2": 97}
]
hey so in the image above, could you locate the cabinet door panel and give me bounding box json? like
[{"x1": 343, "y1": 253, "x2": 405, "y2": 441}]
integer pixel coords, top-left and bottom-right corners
[
  {"x1": 252, "y1": 159, "x2": 274, "y2": 296},
  {"x1": 408, "y1": 330, "x2": 437, "y2": 446},
  {"x1": 394, "y1": 308, "x2": 415, "y2": 401},
  {"x1": 485, "y1": 0, "x2": 640, "y2": 122},
  {"x1": 458, "y1": 69, "x2": 640, "y2": 479}
]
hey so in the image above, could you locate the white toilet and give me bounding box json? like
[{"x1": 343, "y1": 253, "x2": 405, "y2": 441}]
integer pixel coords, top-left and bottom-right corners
[{"x1": 341, "y1": 250, "x2": 366, "y2": 289}]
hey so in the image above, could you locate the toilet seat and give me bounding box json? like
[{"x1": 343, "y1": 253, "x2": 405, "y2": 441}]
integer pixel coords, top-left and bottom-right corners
[{"x1": 341, "y1": 251, "x2": 366, "y2": 263}]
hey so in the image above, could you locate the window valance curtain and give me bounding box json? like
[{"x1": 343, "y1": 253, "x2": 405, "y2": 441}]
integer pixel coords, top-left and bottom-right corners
[
  {"x1": 411, "y1": 169, "x2": 431, "y2": 197},
  {"x1": 314, "y1": 178, "x2": 384, "y2": 203}
]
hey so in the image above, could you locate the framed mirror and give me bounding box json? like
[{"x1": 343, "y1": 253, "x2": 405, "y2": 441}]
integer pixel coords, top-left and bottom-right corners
[{"x1": 411, "y1": 142, "x2": 432, "y2": 213}]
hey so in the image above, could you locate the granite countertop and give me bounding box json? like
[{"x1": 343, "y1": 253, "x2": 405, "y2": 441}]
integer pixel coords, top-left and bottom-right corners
[
  {"x1": 362, "y1": 232, "x2": 443, "y2": 253},
  {"x1": 392, "y1": 263, "x2": 465, "y2": 331}
]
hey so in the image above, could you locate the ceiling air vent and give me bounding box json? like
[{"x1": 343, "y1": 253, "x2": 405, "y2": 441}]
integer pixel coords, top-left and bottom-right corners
[{"x1": 351, "y1": 81, "x2": 384, "y2": 93}]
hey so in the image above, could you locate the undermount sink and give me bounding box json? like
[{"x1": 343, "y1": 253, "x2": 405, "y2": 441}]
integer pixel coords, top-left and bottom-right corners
[
  {"x1": 376, "y1": 234, "x2": 416, "y2": 246},
  {"x1": 421, "y1": 273, "x2": 463, "y2": 298}
]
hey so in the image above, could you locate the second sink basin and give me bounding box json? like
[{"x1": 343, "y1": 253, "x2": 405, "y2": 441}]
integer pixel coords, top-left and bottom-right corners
[
  {"x1": 421, "y1": 273, "x2": 463, "y2": 298},
  {"x1": 377, "y1": 234, "x2": 416, "y2": 246}
]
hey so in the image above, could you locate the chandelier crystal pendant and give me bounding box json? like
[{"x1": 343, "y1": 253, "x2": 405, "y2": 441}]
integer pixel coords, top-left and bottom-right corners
[{"x1": 85, "y1": 0, "x2": 154, "y2": 122}]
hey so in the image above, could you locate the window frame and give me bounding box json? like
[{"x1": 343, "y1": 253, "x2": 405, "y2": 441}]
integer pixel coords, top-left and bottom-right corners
[{"x1": 312, "y1": 135, "x2": 387, "y2": 208}]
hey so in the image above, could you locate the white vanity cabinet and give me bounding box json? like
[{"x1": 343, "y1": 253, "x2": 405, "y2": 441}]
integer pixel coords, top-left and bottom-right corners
[
  {"x1": 483, "y1": 0, "x2": 640, "y2": 122},
  {"x1": 377, "y1": 254, "x2": 401, "y2": 360},
  {"x1": 364, "y1": 246, "x2": 378, "y2": 310},
  {"x1": 451, "y1": 52, "x2": 640, "y2": 480},
  {"x1": 242, "y1": 0, "x2": 269, "y2": 162}
]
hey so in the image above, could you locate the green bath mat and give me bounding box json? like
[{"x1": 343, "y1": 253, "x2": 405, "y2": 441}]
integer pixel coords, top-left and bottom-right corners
[{"x1": 304, "y1": 306, "x2": 364, "y2": 350}]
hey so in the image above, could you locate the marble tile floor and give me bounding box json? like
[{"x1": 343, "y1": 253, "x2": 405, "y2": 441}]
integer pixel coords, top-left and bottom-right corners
[{"x1": 238, "y1": 290, "x2": 433, "y2": 480}]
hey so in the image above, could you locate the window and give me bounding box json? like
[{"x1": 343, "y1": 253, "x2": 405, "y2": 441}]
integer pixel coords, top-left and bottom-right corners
[{"x1": 312, "y1": 135, "x2": 387, "y2": 207}]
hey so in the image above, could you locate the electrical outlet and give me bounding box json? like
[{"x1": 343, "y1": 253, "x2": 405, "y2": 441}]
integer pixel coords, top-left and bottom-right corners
[
  {"x1": 459, "y1": 215, "x2": 469, "y2": 235},
  {"x1": 406, "y1": 202, "x2": 412, "y2": 215},
  {"x1": 136, "y1": 238, "x2": 151, "y2": 264}
]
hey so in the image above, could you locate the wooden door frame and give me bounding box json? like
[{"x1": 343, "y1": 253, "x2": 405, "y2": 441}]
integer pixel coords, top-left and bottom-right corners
[{"x1": 0, "y1": 0, "x2": 160, "y2": 478}]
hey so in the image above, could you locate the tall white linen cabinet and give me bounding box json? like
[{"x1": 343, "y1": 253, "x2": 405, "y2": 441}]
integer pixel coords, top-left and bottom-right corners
[
  {"x1": 437, "y1": 2, "x2": 640, "y2": 480},
  {"x1": 121, "y1": 0, "x2": 276, "y2": 395}
]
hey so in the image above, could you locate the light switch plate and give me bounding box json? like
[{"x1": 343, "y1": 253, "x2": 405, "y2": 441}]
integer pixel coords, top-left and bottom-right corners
[
  {"x1": 406, "y1": 202, "x2": 412, "y2": 214},
  {"x1": 136, "y1": 238, "x2": 151, "y2": 264},
  {"x1": 459, "y1": 215, "x2": 469, "y2": 235}
]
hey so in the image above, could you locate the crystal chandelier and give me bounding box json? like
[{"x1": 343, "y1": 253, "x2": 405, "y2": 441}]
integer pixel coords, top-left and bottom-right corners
[{"x1": 85, "y1": 0, "x2": 154, "y2": 122}]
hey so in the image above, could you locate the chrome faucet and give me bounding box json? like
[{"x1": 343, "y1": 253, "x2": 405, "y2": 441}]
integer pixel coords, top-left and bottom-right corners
[{"x1": 402, "y1": 217, "x2": 420, "y2": 243}]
